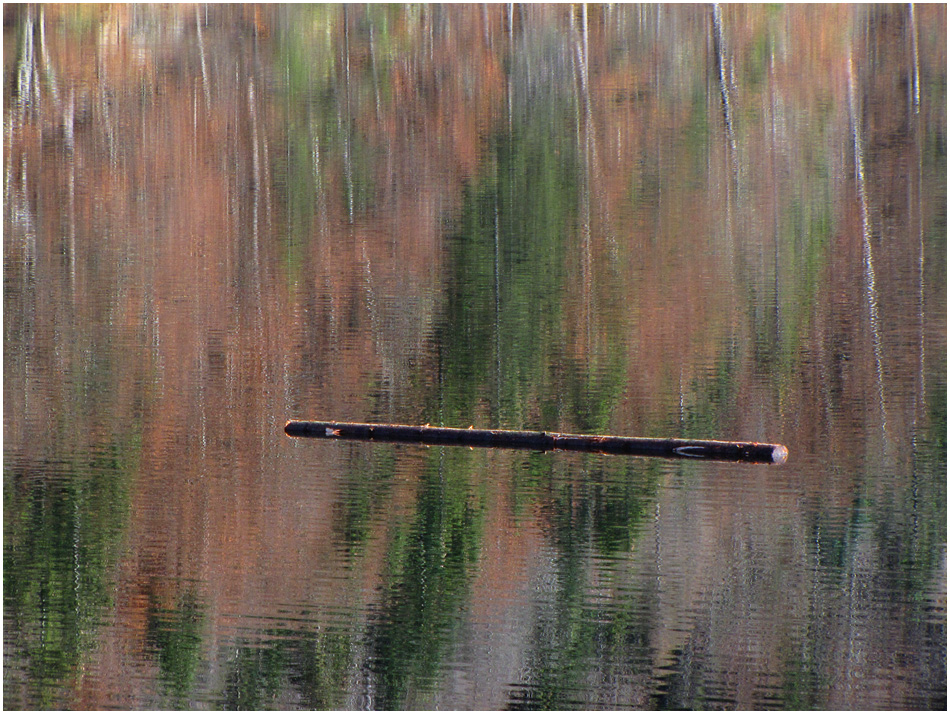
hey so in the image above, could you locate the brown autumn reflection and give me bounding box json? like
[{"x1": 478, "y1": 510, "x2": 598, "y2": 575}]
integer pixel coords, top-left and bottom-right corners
[{"x1": 3, "y1": 4, "x2": 945, "y2": 709}]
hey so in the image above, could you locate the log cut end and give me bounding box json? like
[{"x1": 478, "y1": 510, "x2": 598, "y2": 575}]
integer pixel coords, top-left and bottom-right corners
[{"x1": 771, "y1": 444, "x2": 789, "y2": 465}]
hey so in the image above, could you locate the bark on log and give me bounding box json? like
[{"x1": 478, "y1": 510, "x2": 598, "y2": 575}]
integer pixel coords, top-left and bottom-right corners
[{"x1": 284, "y1": 420, "x2": 788, "y2": 465}]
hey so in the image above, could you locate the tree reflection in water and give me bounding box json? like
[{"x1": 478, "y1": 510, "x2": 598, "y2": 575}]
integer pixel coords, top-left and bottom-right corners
[{"x1": 2, "y1": 4, "x2": 945, "y2": 710}]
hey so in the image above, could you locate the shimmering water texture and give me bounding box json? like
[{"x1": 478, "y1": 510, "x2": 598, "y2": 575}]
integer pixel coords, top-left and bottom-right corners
[{"x1": 3, "y1": 4, "x2": 946, "y2": 710}]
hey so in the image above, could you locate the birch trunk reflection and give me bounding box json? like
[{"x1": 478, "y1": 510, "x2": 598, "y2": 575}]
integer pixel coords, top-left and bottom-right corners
[{"x1": 848, "y1": 50, "x2": 889, "y2": 443}]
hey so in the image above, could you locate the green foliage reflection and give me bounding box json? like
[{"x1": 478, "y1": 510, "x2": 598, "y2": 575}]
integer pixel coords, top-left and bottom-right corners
[
  {"x1": 510, "y1": 457, "x2": 660, "y2": 709},
  {"x1": 221, "y1": 627, "x2": 351, "y2": 710},
  {"x1": 433, "y1": 119, "x2": 577, "y2": 430},
  {"x1": 367, "y1": 449, "x2": 484, "y2": 708},
  {"x1": 3, "y1": 436, "x2": 137, "y2": 709},
  {"x1": 147, "y1": 588, "x2": 206, "y2": 707}
]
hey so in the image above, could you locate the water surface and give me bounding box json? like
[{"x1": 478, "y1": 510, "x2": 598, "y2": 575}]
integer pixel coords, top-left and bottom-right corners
[{"x1": 3, "y1": 4, "x2": 946, "y2": 709}]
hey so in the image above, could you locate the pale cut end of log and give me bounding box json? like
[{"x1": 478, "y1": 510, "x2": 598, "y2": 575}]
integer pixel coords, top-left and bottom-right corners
[{"x1": 771, "y1": 444, "x2": 789, "y2": 465}]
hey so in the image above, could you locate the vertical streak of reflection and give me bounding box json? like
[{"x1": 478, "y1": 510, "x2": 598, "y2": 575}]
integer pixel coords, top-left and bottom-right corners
[
  {"x1": 769, "y1": 51, "x2": 781, "y2": 348},
  {"x1": 572, "y1": 5, "x2": 593, "y2": 360},
  {"x1": 909, "y1": 5, "x2": 927, "y2": 560},
  {"x1": 17, "y1": 8, "x2": 35, "y2": 117},
  {"x1": 66, "y1": 88, "x2": 77, "y2": 305},
  {"x1": 908, "y1": 4, "x2": 921, "y2": 114},
  {"x1": 343, "y1": 6, "x2": 354, "y2": 223},
  {"x1": 507, "y1": 3, "x2": 513, "y2": 135},
  {"x1": 712, "y1": 5, "x2": 737, "y2": 167},
  {"x1": 38, "y1": 8, "x2": 59, "y2": 106},
  {"x1": 494, "y1": 194, "x2": 502, "y2": 426},
  {"x1": 248, "y1": 75, "x2": 264, "y2": 333},
  {"x1": 909, "y1": 5, "x2": 926, "y2": 433},
  {"x1": 369, "y1": 23, "x2": 381, "y2": 124},
  {"x1": 10, "y1": 155, "x2": 37, "y2": 428},
  {"x1": 196, "y1": 7, "x2": 211, "y2": 112},
  {"x1": 712, "y1": 5, "x2": 738, "y2": 266},
  {"x1": 847, "y1": 51, "x2": 888, "y2": 442}
]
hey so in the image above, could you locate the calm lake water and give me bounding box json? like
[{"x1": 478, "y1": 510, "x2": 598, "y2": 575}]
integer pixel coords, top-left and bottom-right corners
[{"x1": 3, "y1": 4, "x2": 946, "y2": 710}]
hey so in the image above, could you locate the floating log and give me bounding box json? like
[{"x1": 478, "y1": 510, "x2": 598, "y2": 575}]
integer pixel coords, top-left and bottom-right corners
[{"x1": 284, "y1": 420, "x2": 788, "y2": 465}]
